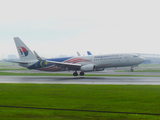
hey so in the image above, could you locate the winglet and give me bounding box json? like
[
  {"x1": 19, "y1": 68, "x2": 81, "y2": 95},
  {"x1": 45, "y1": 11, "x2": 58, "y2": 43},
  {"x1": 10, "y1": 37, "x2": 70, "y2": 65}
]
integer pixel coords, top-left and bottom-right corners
[
  {"x1": 33, "y1": 51, "x2": 45, "y2": 61},
  {"x1": 77, "y1": 52, "x2": 81, "y2": 56}
]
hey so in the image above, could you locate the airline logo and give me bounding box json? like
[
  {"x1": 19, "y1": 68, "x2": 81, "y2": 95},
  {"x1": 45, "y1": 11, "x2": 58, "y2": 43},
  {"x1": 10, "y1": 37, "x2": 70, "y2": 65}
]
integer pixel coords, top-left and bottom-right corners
[{"x1": 18, "y1": 47, "x2": 29, "y2": 57}]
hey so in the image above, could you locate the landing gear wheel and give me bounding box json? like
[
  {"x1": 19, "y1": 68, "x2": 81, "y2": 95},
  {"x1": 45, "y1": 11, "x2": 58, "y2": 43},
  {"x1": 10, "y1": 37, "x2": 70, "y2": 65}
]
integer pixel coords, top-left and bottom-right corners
[
  {"x1": 80, "y1": 71, "x2": 84, "y2": 76},
  {"x1": 130, "y1": 68, "x2": 134, "y2": 72},
  {"x1": 73, "y1": 72, "x2": 78, "y2": 76}
]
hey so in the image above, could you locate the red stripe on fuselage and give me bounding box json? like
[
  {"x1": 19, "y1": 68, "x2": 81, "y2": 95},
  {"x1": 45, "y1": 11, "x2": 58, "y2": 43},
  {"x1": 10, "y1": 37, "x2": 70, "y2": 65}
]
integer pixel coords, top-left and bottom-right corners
[{"x1": 38, "y1": 65, "x2": 56, "y2": 70}]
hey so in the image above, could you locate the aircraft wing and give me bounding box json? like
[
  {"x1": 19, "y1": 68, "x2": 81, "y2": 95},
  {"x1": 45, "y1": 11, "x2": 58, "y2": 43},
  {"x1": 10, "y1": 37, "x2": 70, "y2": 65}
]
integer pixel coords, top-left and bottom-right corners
[
  {"x1": 7, "y1": 61, "x2": 29, "y2": 64},
  {"x1": 33, "y1": 51, "x2": 82, "y2": 68},
  {"x1": 45, "y1": 60, "x2": 82, "y2": 67}
]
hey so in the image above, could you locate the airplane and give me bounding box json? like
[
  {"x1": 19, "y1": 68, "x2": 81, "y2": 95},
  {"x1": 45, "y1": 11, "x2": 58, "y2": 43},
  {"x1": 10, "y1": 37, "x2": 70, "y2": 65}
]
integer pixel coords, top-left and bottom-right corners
[
  {"x1": 10, "y1": 37, "x2": 146, "y2": 76},
  {"x1": 77, "y1": 51, "x2": 92, "y2": 56},
  {"x1": 87, "y1": 51, "x2": 92, "y2": 55},
  {"x1": 77, "y1": 52, "x2": 81, "y2": 56}
]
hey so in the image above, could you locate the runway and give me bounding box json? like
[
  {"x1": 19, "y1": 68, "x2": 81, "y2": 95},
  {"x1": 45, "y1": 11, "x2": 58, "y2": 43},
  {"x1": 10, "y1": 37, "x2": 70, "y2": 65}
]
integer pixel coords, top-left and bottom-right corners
[
  {"x1": 4, "y1": 70, "x2": 160, "y2": 76},
  {"x1": 1, "y1": 76, "x2": 160, "y2": 85}
]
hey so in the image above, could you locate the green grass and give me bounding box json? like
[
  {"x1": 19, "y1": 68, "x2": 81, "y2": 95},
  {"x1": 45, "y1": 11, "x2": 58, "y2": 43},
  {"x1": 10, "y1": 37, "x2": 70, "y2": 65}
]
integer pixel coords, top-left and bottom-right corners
[
  {"x1": 0, "y1": 62, "x2": 24, "y2": 69},
  {"x1": 0, "y1": 62, "x2": 18, "y2": 67},
  {"x1": 134, "y1": 69, "x2": 160, "y2": 72},
  {"x1": 0, "y1": 62, "x2": 15, "y2": 65},
  {"x1": 0, "y1": 84, "x2": 160, "y2": 119},
  {"x1": 138, "y1": 64, "x2": 160, "y2": 68},
  {"x1": 0, "y1": 68, "x2": 28, "y2": 71},
  {"x1": 116, "y1": 69, "x2": 160, "y2": 72}
]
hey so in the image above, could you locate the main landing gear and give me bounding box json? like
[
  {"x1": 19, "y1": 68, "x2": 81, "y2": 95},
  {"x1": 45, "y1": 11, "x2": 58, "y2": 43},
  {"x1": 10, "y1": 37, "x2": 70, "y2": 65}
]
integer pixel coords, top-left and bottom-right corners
[
  {"x1": 80, "y1": 71, "x2": 84, "y2": 76},
  {"x1": 73, "y1": 71, "x2": 85, "y2": 76},
  {"x1": 73, "y1": 71, "x2": 78, "y2": 76}
]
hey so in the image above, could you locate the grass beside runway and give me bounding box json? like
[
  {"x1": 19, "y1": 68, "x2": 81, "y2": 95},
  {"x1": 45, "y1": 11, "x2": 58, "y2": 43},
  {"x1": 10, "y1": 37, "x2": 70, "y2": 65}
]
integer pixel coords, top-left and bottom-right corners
[
  {"x1": 131, "y1": 69, "x2": 160, "y2": 72},
  {"x1": 0, "y1": 68, "x2": 28, "y2": 71},
  {"x1": 116, "y1": 69, "x2": 160, "y2": 72},
  {"x1": 0, "y1": 72, "x2": 71, "y2": 76},
  {"x1": 0, "y1": 84, "x2": 160, "y2": 120},
  {"x1": 138, "y1": 64, "x2": 160, "y2": 68}
]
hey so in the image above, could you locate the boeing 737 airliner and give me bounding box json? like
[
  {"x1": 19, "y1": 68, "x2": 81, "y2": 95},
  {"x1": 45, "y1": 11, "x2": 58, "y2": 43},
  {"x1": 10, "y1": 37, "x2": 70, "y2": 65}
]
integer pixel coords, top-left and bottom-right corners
[{"x1": 10, "y1": 37, "x2": 145, "y2": 76}]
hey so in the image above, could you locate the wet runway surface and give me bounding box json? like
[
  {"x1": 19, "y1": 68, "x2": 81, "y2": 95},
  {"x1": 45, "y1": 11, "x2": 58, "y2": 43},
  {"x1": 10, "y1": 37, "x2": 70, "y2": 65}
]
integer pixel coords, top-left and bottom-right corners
[
  {"x1": 4, "y1": 70, "x2": 160, "y2": 76},
  {"x1": 1, "y1": 76, "x2": 160, "y2": 85}
]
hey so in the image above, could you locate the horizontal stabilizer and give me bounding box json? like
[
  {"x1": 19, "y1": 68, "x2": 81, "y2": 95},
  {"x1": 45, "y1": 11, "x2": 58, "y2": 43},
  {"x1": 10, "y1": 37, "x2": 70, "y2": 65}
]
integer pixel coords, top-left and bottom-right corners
[{"x1": 7, "y1": 61, "x2": 29, "y2": 64}]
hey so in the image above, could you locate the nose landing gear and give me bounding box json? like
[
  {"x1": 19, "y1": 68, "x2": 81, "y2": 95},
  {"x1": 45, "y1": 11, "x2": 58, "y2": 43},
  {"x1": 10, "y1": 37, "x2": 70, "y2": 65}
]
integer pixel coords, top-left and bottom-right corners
[
  {"x1": 130, "y1": 68, "x2": 134, "y2": 72},
  {"x1": 130, "y1": 67, "x2": 134, "y2": 72}
]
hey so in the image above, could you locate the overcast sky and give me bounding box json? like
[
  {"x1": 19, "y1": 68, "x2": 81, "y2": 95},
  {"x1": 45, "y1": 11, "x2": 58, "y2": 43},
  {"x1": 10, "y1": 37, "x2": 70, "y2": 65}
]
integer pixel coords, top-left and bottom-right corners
[{"x1": 1, "y1": 0, "x2": 160, "y2": 59}]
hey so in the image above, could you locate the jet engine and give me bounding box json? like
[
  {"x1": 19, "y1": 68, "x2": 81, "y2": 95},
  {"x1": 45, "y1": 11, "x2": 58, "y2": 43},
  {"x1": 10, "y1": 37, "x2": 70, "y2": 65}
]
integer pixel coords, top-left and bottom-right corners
[{"x1": 80, "y1": 64, "x2": 95, "y2": 72}]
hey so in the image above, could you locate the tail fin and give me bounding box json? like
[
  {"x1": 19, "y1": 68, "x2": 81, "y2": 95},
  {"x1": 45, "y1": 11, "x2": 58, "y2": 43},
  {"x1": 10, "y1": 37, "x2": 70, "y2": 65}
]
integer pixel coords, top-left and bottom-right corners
[
  {"x1": 14, "y1": 37, "x2": 37, "y2": 62},
  {"x1": 87, "y1": 51, "x2": 92, "y2": 55},
  {"x1": 77, "y1": 52, "x2": 81, "y2": 56}
]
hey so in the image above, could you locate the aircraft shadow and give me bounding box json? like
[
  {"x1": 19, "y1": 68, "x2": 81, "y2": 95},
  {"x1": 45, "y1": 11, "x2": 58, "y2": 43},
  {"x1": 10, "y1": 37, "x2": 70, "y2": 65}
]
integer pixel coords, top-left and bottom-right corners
[
  {"x1": 22, "y1": 76, "x2": 106, "y2": 81},
  {"x1": 54, "y1": 77, "x2": 106, "y2": 81}
]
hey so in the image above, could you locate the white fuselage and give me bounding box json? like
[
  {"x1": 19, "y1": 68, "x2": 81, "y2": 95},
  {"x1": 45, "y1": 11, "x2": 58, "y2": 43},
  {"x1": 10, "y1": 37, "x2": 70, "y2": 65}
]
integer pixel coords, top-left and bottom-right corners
[
  {"x1": 25, "y1": 53, "x2": 145, "y2": 73},
  {"x1": 72, "y1": 53, "x2": 145, "y2": 69}
]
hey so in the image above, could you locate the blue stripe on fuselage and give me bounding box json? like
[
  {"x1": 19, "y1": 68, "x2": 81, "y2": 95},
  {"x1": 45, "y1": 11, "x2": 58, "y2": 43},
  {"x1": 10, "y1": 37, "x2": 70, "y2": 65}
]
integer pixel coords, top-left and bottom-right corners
[{"x1": 27, "y1": 57, "x2": 73, "y2": 69}]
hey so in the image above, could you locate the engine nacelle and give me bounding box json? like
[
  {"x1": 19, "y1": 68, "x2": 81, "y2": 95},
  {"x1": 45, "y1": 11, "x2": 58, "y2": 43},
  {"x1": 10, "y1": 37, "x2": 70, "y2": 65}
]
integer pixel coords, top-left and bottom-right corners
[
  {"x1": 95, "y1": 68, "x2": 104, "y2": 71},
  {"x1": 80, "y1": 64, "x2": 95, "y2": 72}
]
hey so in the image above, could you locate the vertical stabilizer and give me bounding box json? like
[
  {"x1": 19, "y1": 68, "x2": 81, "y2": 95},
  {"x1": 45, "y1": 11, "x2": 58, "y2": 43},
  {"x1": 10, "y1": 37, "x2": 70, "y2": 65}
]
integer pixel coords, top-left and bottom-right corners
[
  {"x1": 14, "y1": 37, "x2": 37, "y2": 62},
  {"x1": 87, "y1": 51, "x2": 92, "y2": 55},
  {"x1": 77, "y1": 52, "x2": 81, "y2": 56}
]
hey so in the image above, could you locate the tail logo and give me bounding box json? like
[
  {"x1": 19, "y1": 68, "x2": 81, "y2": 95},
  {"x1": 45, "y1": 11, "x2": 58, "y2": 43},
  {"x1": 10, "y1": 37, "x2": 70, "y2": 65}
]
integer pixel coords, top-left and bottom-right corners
[{"x1": 18, "y1": 47, "x2": 29, "y2": 57}]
